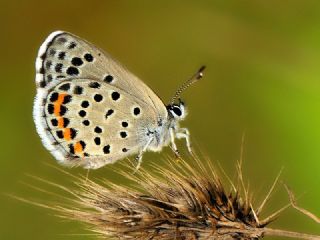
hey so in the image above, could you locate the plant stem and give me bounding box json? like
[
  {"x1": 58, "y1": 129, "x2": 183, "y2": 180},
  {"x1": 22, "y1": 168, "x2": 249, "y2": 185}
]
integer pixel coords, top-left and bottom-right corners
[{"x1": 264, "y1": 228, "x2": 320, "y2": 240}]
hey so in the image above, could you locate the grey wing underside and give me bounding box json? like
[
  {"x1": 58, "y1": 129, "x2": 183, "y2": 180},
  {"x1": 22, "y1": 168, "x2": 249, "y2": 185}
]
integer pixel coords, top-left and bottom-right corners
[{"x1": 34, "y1": 31, "x2": 168, "y2": 168}]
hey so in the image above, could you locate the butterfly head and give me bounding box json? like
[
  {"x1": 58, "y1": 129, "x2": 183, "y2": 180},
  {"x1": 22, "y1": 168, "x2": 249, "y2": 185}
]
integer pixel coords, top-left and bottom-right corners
[{"x1": 167, "y1": 99, "x2": 187, "y2": 120}]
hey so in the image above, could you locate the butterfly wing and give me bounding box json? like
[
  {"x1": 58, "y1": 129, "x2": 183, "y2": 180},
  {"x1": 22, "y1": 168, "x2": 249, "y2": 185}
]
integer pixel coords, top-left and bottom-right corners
[
  {"x1": 35, "y1": 31, "x2": 166, "y2": 117},
  {"x1": 34, "y1": 31, "x2": 168, "y2": 168}
]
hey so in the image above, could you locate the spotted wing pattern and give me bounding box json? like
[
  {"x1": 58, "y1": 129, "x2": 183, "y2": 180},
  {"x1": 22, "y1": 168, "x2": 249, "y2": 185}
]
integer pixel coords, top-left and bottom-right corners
[
  {"x1": 44, "y1": 79, "x2": 155, "y2": 168},
  {"x1": 34, "y1": 31, "x2": 168, "y2": 168}
]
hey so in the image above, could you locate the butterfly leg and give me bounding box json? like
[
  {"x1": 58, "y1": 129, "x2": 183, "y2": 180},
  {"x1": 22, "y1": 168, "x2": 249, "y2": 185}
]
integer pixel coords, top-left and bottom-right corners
[
  {"x1": 134, "y1": 137, "x2": 154, "y2": 172},
  {"x1": 176, "y1": 128, "x2": 192, "y2": 154},
  {"x1": 170, "y1": 127, "x2": 180, "y2": 158}
]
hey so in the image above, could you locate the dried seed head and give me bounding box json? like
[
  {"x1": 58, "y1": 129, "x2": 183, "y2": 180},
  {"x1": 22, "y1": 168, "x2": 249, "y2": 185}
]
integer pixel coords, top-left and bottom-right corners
[
  {"x1": 15, "y1": 153, "x2": 320, "y2": 239},
  {"x1": 48, "y1": 157, "x2": 268, "y2": 239}
]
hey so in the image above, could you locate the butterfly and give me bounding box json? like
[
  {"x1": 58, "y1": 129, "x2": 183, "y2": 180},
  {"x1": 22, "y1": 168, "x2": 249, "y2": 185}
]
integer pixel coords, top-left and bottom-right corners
[{"x1": 33, "y1": 31, "x2": 205, "y2": 169}]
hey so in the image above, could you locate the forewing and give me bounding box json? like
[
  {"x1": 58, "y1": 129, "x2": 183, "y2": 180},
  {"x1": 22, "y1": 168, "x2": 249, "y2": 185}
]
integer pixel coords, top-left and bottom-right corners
[{"x1": 35, "y1": 31, "x2": 167, "y2": 117}]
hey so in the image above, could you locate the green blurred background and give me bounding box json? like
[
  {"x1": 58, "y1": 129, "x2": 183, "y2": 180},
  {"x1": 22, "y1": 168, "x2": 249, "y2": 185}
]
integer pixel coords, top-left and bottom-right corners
[{"x1": 0, "y1": 0, "x2": 319, "y2": 239}]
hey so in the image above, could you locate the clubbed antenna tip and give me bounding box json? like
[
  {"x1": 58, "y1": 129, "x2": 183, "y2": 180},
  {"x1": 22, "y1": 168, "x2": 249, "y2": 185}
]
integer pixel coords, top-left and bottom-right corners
[{"x1": 197, "y1": 65, "x2": 206, "y2": 79}]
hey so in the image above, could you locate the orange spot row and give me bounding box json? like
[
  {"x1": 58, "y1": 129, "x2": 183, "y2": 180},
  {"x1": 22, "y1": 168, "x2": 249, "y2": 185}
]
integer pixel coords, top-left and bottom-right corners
[
  {"x1": 58, "y1": 117, "x2": 64, "y2": 128},
  {"x1": 74, "y1": 141, "x2": 83, "y2": 153},
  {"x1": 63, "y1": 128, "x2": 72, "y2": 141},
  {"x1": 54, "y1": 93, "x2": 67, "y2": 117}
]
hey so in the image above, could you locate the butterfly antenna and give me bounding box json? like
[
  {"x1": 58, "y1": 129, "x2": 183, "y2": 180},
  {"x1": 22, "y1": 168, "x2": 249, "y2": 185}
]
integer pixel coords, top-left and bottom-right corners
[{"x1": 171, "y1": 65, "x2": 206, "y2": 105}]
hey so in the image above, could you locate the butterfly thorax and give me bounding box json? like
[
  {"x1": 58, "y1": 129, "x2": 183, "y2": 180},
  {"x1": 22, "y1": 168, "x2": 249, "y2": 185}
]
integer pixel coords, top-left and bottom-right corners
[
  {"x1": 146, "y1": 102, "x2": 187, "y2": 152},
  {"x1": 145, "y1": 118, "x2": 177, "y2": 152}
]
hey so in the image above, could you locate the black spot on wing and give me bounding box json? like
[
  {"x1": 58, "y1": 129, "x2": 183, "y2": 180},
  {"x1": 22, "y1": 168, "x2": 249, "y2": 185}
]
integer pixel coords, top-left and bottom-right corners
[
  {"x1": 103, "y1": 145, "x2": 110, "y2": 154},
  {"x1": 104, "y1": 75, "x2": 113, "y2": 83},
  {"x1": 74, "y1": 86, "x2": 83, "y2": 95},
  {"x1": 68, "y1": 42, "x2": 77, "y2": 49},
  {"x1": 55, "y1": 63, "x2": 63, "y2": 73},
  {"x1": 79, "y1": 140, "x2": 86, "y2": 149},
  {"x1": 111, "y1": 91, "x2": 120, "y2": 101},
  {"x1": 63, "y1": 95, "x2": 72, "y2": 104},
  {"x1": 84, "y1": 53, "x2": 94, "y2": 62},
  {"x1": 39, "y1": 67, "x2": 45, "y2": 74},
  {"x1": 39, "y1": 80, "x2": 46, "y2": 88},
  {"x1": 50, "y1": 92, "x2": 59, "y2": 102},
  {"x1": 71, "y1": 57, "x2": 83, "y2": 66},
  {"x1": 59, "y1": 83, "x2": 70, "y2": 91},
  {"x1": 94, "y1": 94, "x2": 103, "y2": 102},
  {"x1": 79, "y1": 110, "x2": 86, "y2": 117},
  {"x1": 66, "y1": 67, "x2": 79, "y2": 76},
  {"x1": 51, "y1": 119, "x2": 58, "y2": 126},
  {"x1": 47, "y1": 104, "x2": 54, "y2": 114},
  {"x1": 133, "y1": 107, "x2": 140, "y2": 116},
  {"x1": 49, "y1": 48, "x2": 56, "y2": 56},
  {"x1": 45, "y1": 61, "x2": 52, "y2": 69},
  {"x1": 56, "y1": 130, "x2": 63, "y2": 139},
  {"x1": 63, "y1": 118, "x2": 70, "y2": 127},
  {"x1": 120, "y1": 131, "x2": 127, "y2": 138},
  {"x1": 69, "y1": 144, "x2": 75, "y2": 154},
  {"x1": 40, "y1": 52, "x2": 46, "y2": 60},
  {"x1": 94, "y1": 126, "x2": 102, "y2": 133},
  {"x1": 94, "y1": 137, "x2": 101, "y2": 145},
  {"x1": 58, "y1": 52, "x2": 66, "y2": 60},
  {"x1": 57, "y1": 37, "x2": 67, "y2": 43},
  {"x1": 105, "y1": 109, "x2": 114, "y2": 118},
  {"x1": 70, "y1": 128, "x2": 77, "y2": 139},
  {"x1": 88, "y1": 82, "x2": 100, "y2": 88},
  {"x1": 82, "y1": 120, "x2": 90, "y2": 126},
  {"x1": 59, "y1": 105, "x2": 67, "y2": 116},
  {"x1": 47, "y1": 75, "x2": 53, "y2": 82},
  {"x1": 81, "y1": 100, "x2": 89, "y2": 108}
]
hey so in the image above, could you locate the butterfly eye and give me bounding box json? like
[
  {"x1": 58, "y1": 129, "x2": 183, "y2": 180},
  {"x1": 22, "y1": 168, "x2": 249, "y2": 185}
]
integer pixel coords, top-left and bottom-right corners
[{"x1": 172, "y1": 106, "x2": 182, "y2": 117}]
